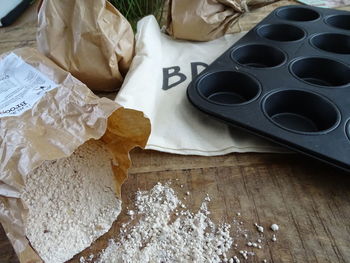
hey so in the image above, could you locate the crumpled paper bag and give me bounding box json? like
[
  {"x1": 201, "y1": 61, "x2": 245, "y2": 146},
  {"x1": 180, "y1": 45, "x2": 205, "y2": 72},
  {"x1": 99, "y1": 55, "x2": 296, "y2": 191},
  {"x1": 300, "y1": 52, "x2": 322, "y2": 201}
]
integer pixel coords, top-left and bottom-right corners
[
  {"x1": 166, "y1": 0, "x2": 296, "y2": 41},
  {"x1": 0, "y1": 47, "x2": 151, "y2": 263},
  {"x1": 37, "y1": 0, "x2": 135, "y2": 92}
]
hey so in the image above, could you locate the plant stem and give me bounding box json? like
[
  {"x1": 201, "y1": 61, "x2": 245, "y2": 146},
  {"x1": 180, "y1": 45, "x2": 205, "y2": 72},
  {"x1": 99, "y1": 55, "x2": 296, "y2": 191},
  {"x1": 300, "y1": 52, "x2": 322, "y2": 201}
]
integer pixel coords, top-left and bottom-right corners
[{"x1": 110, "y1": 0, "x2": 166, "y2": 31}]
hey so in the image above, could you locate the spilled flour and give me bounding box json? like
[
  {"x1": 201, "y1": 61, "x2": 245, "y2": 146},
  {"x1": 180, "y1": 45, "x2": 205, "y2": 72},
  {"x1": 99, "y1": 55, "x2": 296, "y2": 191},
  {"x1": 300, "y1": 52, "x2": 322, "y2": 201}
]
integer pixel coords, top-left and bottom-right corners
[
  {"x1": 22, "y1": 140, "x2": 122, "y2": 263},
  {"x1": 90, "y1": 183, "x2": 233, "y2": 263},
  {"x1": 81, "y1": 183, "x2": 280, "y2": 263}
]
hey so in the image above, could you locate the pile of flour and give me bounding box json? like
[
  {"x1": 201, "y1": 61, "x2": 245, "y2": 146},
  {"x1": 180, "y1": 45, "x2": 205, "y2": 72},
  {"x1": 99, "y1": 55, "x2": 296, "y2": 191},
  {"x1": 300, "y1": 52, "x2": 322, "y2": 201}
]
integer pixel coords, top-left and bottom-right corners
[
  {"x1": 81, "y1": 183, "x2": 280, "y2": 263},
  {"x1": 22, "y1": 140, "x2": 122, "y2": 263},
  {"x1": 90, "y1": 183, "x2": 233, "y2": 263}
]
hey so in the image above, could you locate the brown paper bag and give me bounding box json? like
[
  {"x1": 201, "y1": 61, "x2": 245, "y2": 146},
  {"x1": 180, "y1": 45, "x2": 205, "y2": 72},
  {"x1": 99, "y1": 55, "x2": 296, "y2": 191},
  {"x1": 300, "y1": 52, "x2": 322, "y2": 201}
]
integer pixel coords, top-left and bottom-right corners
[
  {"x1": 166, "y1": 0, "x2": 296, "y2": 41},
  {"x1": 0, "y1": 47, "x2": 150, "y2": 263},
  {"x1": 37, "y1": 0, "x2": 135, "y2": 92}
]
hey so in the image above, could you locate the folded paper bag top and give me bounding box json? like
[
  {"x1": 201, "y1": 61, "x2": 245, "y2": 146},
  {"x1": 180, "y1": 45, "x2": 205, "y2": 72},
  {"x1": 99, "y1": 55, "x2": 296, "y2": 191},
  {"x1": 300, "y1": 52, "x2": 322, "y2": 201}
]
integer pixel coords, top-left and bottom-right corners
[
  {"x1": 166, "y1": 0, "x2": 295, "y2": 41},
  {"x1": 37, "y1": 0, "x2": 135, "y2": 92},
  {"x1": 0, "y1": 47, "x2": 151, "y2": 263}
]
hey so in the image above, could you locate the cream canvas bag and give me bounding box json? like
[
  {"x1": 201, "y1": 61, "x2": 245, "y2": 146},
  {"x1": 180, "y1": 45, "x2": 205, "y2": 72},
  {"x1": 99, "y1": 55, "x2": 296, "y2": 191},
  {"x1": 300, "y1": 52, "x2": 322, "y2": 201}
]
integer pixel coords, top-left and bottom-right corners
[{"x1": 115, "y1": 16, "x2": 283, "y2": 155}]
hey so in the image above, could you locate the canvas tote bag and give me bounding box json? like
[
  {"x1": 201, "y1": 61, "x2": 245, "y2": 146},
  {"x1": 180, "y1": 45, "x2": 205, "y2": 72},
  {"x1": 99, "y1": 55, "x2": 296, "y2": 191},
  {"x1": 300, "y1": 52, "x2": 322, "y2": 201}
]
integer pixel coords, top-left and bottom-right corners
[{"x1": 115, "y1": 16, "x2": 284, "y2": 155}]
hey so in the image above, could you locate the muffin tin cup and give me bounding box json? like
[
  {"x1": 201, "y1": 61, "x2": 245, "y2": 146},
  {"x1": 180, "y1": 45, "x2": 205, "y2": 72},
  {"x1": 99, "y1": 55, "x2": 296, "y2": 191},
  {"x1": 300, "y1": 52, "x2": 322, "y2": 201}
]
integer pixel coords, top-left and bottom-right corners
[
  {"x1": 346, "y1": 119, "x2": 350, "y2": 142},
  {"x1": 290, "y1": 57, "x2": 350, "y2": 87},
  {"x1": 187, "y1": 5, "x2": 350, "y2": 171},
  {"x1": 325, "y1": 14, "x2": 350, "y2": 30},
  {"x1": 231, "y1": 44, "x2": 287, "y2": 68},
  {"x1": 257, "y1": 24, "x2": 306, "y2": 42},
  {"x1": 262, "y1": 89, "x2": 340, "y2": 134},
  {"x1": 310, "y1": 33, "x2": 350, "y2": 54},
  {"x1": 196, "y1": 70, "x2": 261, "y2": 105},
  {"x1": 276, "y1": 6, "x2": 320, "y2": 22}
]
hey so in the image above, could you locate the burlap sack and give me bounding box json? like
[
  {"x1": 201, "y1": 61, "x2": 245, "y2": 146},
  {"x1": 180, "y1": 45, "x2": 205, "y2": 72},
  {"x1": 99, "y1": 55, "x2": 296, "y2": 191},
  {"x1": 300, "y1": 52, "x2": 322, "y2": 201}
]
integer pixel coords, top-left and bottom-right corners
[
  {"x1": 0, "y1": 47, "x2": 150, "y2": 263},
  {"x1": 166, "y1": 0, "x2": 296, "y2": 41},
  {"x1": 37, "y1": 0, "x2": 135, "y2": 92}
]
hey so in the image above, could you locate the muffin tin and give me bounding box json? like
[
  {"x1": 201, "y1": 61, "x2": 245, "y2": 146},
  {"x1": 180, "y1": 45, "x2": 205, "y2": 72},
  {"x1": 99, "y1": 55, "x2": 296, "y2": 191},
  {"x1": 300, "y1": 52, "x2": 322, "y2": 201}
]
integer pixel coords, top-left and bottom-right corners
[{"x1": 187, "y1": 5, "x2": 350, "y2": 171}]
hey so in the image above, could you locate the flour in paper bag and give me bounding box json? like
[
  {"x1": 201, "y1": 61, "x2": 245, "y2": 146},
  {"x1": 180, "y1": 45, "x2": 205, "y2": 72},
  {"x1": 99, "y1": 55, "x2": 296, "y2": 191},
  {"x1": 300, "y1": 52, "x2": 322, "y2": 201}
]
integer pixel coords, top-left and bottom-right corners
[{"x1": 22, "y1": 140, "x2": 122, "y2": 263}]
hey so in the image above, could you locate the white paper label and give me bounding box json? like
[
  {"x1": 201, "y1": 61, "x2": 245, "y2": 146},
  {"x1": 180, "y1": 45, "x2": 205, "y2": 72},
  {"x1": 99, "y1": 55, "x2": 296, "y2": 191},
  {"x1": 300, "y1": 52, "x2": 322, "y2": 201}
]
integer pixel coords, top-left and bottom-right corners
[{"x1": 0, "y1": 53, "x2": 58, "y2": 118}]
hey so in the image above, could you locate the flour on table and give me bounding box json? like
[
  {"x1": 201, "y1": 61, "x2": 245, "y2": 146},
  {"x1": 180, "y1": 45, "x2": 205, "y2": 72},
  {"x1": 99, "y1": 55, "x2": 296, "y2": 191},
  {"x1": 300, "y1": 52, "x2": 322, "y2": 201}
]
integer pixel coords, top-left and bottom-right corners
[
  {"x1": 22, "y1": 140, "x2": 122, "y2": 263},
  {"x1": 254, "y1": 223, "x2": 264, "y2": 233},
  {"x1": 81, "y1": 183, "x2": 280, "y2": 263},
  {"x1": 92, "y1": 183, "x2": 233, "y2": 263},
  {"x1": 270, "y1": 224, "x2": 279, "y2": 232},
  {"x1": 272, "y1": 234, "x2": 277, "y2": 242}
]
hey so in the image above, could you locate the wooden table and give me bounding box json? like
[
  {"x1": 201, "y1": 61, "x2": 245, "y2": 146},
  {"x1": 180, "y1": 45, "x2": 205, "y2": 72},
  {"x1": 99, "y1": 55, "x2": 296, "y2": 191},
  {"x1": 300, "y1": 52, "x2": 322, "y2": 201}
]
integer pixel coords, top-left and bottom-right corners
[{"x1": 1, "y1": 2, "x2": 350, "y2": 263}]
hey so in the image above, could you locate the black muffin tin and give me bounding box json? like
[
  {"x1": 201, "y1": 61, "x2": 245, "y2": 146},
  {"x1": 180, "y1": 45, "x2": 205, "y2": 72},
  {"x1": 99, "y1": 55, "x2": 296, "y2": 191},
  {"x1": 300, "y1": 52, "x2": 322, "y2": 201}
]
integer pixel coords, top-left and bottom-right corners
[{"x1": 187, "y1": 5, "x2": 350, "y2": 171}]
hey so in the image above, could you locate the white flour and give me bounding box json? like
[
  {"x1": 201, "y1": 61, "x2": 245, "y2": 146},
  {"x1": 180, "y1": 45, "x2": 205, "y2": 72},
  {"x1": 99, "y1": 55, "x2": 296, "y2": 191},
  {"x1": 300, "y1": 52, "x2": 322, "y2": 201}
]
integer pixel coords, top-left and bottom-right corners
[
  {"x1": 22, "y1": 140, "x2": 122, "y2": 263},
  {"x1": 80, "y1": 183, "x2": 280, "y2": 263},
  {"x1": 270, "y1": 224, "x2": 279, "y2": 232},
  {"x1": 92, "y1": 183, "x2": 233, "y2": 263}
]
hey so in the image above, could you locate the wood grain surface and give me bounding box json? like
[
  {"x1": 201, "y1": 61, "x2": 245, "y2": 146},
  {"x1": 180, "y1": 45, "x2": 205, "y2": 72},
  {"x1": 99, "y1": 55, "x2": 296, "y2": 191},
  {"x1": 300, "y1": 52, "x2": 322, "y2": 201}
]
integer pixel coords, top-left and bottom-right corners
[
  {"x1": 1, "y1": 1, "x2": 350, "y2": 263},
  {"x1": 73, "y1": 151, "x2": 350, "y2": 263}
]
